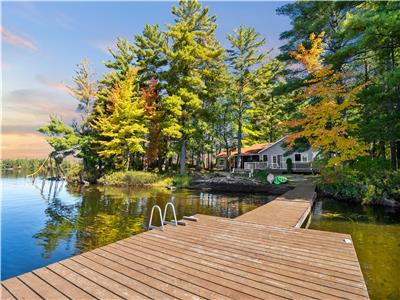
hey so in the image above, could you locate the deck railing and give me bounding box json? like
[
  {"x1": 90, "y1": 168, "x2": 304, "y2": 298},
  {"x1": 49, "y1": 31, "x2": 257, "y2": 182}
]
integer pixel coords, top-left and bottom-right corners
[{"x1": 244, "y1": 161, "x2": 312, "y2": 171}]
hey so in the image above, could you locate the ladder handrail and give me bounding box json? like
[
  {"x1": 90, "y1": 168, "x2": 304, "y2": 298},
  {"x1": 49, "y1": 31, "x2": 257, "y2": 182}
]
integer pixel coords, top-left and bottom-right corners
[
  {"x1": 163, "y1": 202, "x2": 178, "y2": 226},
  {"x1": 148, "y1": 205, "x2": 164, "y2": 231}
]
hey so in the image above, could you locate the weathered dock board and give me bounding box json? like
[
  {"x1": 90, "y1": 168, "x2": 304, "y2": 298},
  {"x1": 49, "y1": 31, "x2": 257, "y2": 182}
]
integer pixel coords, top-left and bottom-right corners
[
  {"x1": 1, "y1": 181, "x2": 370, "y2": 299},
  {"x1": 236, "y1": 181, "x2": 316, "y2": 228}
]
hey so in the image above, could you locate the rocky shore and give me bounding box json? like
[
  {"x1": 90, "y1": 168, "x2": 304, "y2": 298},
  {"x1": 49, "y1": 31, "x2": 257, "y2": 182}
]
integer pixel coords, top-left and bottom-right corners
[{"x1": 189, "y1": 175, "x2": 292, "y2": 194}]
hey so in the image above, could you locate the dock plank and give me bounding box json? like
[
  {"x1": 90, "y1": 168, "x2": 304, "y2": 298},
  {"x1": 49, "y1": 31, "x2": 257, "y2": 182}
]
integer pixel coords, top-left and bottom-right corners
[
  {"x1": 33, "y1": 268, "x2": 95, "y2": 300},
  {"x1": 1, "y1": 285, "x2": 16, "y2": 300},
  {"x1": 18, "y1": 272, "x2": 68, "y2": 300},
  {"x1": 1, "y1": 181, "x2": 369, "y2": 299},
  {"x1": 2, "y1": 278, "x2": 41, "y2": 300}
]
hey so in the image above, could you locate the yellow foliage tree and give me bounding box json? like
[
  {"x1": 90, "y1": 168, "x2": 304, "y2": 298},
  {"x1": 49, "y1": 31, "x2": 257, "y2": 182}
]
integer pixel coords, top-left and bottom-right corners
[
  {"x1": 92, "y1": 67, "x2": 148, "y2": 170},
  {"x1": 287, "y1": 32, "x2": 367, "y2": 166}
]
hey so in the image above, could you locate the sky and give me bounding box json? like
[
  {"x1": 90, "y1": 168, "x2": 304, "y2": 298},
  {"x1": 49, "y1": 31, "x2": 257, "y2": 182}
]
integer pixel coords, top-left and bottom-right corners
[{"x1": 1, "y1": 1, "x2": 291, "y2": 159}]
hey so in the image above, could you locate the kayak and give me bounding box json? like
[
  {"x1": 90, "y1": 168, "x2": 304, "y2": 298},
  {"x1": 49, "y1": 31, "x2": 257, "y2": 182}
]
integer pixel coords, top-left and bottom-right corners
[{"x1": 273, "y1": 175, "x2": 288, "y2": 185}]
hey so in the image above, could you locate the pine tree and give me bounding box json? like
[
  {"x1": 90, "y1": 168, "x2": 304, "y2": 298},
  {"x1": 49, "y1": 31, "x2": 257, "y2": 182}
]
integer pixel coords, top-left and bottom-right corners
[
  {"x1": 227, "y1": 25, "x2": 265, "y2": 168},
  {"x1": 340, "y1": 1, "x2": 400, "y2": 169},
  {"x1": 134, "y1": 24, "x2": 168, "y2": 88},
  {"x1": 244, "y1": 59, "x2": 289, "y2": 144},
  {"x1": 164, "y1": 0, "x2": 223, "y2": 174}
]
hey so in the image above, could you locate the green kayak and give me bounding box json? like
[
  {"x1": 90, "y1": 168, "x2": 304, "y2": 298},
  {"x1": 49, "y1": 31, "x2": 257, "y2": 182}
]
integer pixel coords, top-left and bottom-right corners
[{"x1": 273, "y1": 176, "x2": 288, "y2": 185}]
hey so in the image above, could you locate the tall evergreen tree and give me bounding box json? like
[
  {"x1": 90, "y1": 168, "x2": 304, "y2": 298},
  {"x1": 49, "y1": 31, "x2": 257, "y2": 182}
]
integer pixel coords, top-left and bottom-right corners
[
  {"x1": 227, "y1": 25, "x2": 265, "y2": 168},
  {"x1": 339, "y1": 1, "x2": 400, "y2": 169},
  {"x1": 245, "y1": 59, "x2": 289, "y2": 144},
  {"x1": 164, "y1": 0, "x2": 224, "y2": 174}
]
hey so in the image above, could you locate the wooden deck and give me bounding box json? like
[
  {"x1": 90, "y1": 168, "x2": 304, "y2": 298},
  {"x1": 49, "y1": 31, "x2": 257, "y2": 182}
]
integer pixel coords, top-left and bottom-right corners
[{"x1": 1, "y1": 181, "x2": 370, "y2": 299}]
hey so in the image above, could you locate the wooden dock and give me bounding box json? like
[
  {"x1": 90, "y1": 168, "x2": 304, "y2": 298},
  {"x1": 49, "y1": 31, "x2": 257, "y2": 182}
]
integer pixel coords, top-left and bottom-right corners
[
  {"x1": 236, "y1": 180, "x2": 316, "y2": 228},
  {"x1": 1, "y1": 181, "x2": 370, "y2": 299}
]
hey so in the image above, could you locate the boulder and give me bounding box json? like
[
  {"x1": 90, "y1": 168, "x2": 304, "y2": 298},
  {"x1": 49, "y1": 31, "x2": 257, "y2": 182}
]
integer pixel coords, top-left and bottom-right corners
[{"x1": 189, "y1": 176, "x2": 292, "y2": 194}]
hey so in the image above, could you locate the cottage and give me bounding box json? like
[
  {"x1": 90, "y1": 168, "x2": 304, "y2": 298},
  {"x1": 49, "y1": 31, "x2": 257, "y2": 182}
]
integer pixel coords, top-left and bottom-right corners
[{"x1": 216, "y1": 136, "x2": 317, "y2": 172}]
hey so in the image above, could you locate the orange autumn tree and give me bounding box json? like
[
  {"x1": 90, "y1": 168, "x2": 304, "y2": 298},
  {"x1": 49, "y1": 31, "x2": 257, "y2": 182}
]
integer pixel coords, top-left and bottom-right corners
[
  {"x1": 287, "y1": 32, "x2": 367, "y2": 167},
  {"x1": 141, "y1": 78, "x2": 162, "y2": 170}
]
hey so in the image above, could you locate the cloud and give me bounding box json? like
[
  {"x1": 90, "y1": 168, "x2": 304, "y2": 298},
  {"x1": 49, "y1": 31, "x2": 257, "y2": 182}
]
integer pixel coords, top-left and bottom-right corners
[
  {"x1": 1, "y1": 90, "x2": 64, "y2": 159},
  {"x1": 1, "y1": 26, "x2": 38, "y2": 51},
  {"x1": 36, "y1": 75, "x2": 70, "y2": 93},
  {"x1": 2, "y1": 89, "x2": 78, "y2": 133},
  {"x1": 1, "y1": 62, "x2": 11, "y2": 70},
  {"x1": 89, "y1": 39, "x2": 117, "y2": 55},
  {"x1": 1, "y1": 88, "x2": 79, "y2": 158},
  {"x1": 1, "y1": 132, "x2": 51, "y2": 159},
  {"x1": 54, "y1": 12, "x2": 77, "y2": 30}
]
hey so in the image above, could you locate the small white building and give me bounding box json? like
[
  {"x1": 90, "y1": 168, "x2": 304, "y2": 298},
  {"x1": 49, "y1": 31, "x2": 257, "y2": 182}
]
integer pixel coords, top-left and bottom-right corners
[{"x1": 216, "y1": 136, "x2": 317, "y2": 172}]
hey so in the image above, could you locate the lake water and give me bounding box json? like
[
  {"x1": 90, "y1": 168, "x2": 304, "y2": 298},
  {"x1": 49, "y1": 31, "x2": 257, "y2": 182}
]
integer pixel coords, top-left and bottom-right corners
[
  {"x1": 1, "y1": 173, "x2": 399, "y2": 300},
  {"x1": 1, "y1": 173, "x2": 275, "y2": 280},
  {"x1": 309, "y1": 198, "x2": 400, "y2": 300}
]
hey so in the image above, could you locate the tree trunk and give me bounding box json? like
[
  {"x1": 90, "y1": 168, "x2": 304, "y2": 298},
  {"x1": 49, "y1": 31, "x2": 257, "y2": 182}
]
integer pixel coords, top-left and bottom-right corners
[
  {"x1": 371, "y1": 141, "x2": 376, "y2": 158},
  {"x1": 390, "y1": 140, "x2": 397, "y2": 170},
  {"x1": 397, "y1": 141, "x2": 400, "y2": 169},
  {"x1": 379, "y1": 141, "x2": 386, "y2": 159},
  {"x1": 237, "y1": 108, "x2": 242, "y2": 169},
  {"x1": 126, "y1": 153, "x2": 130, "y2": 171},
  {"x1": 179, "y1": 135, "x2": 186, "y2": 175}
]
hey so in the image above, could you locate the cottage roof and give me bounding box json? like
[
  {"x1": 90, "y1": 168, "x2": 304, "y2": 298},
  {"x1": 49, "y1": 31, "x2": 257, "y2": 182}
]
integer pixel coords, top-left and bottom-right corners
[
  {"x1": 216, "y1": 136, "x2": 289, "y2": 158},
  {"x1": 216, "y1": 143, "x2": 270, "y2": 158}
]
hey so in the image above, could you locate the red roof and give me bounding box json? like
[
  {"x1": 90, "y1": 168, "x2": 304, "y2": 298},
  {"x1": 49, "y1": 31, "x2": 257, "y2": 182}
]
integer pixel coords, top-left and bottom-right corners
[{"x1": 217, "y1": 143, "x2": 270, "y2": 158}]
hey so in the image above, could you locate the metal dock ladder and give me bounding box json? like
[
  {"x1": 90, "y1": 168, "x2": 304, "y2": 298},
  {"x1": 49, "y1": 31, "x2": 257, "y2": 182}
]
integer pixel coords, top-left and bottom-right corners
[{"x1": 148, "y1": 202, "x2": 178, "y2": 231}]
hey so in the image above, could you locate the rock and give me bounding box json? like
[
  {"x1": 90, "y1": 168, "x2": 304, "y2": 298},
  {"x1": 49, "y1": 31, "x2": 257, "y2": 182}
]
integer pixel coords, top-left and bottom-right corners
[
  {"x1": 379, "y1": 198, "x2": 400, "y2": 207},
  {"x1": 189, "y1": 176, "x2": 292, "y2": 194}
]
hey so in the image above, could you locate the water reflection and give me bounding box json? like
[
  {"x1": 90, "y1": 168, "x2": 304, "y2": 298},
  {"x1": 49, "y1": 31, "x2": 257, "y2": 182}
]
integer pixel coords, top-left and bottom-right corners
[
  {"x1": 1, "y1": 173, "x2": 275, "y2": 279},
  {"x1": 34, "y1": 184, "x2": 273, "y2": 258}
]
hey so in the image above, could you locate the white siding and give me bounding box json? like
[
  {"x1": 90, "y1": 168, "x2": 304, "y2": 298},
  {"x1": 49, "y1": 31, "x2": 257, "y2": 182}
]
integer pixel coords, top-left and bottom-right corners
[{"x1": 257, "y1": 140, "x2": 313, "y2": 170}]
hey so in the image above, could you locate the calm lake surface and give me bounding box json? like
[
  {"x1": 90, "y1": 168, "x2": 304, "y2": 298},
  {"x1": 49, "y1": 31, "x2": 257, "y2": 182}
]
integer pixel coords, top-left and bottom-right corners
[
  {"x1": 1, "y1": 173, "x2": 275, "y2": 280},
  {"x1": 1, "y1": 172, "x2": 399, "y2": 300},
  {"x1": 310, "y1": 198, "x2": 400, "y2": 300}
]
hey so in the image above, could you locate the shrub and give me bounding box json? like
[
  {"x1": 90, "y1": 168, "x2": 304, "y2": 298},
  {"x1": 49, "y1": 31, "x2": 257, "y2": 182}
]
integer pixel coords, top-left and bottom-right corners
[
  {"x1": 286, "y1": 158, "x2": 293, "y2": 174},
  {"x1": 173, "y1": 174, "x2": 192, "y2": 188},
  {"x1": 66, "y1": 163, "x2": 98, "y2": 184},
  {"x1": 253, "y1": 170, "x2": 268, "y2": 182},
  {"x1": 318, "y1": 167, "x2": 365, "y2": 201},
  {"x1": 318, "y1": 158, "x2": 400, "y2": 205},
  {"x1": 97, "y1": 171, "x2": 159, "y2": 186}
]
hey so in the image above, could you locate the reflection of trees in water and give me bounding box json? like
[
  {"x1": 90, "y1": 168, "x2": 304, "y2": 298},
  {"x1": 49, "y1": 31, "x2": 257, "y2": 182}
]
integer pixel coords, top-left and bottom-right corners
[
  {"x1": 33, "y1": 197, "x2": 78, "y2": 258},
  {"x1": 33, "y1": 185, "x2": 271, "y2": 258}
]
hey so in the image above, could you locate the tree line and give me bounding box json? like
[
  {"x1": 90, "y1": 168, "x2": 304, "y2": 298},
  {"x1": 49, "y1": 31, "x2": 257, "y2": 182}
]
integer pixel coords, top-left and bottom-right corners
[{"x1": 39, "y1": 0, "x2": 400, "y2": 181}]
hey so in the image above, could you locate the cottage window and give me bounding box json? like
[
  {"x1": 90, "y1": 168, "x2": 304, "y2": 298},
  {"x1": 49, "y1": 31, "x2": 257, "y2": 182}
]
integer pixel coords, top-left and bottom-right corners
[
  {"x1": 302, "y1": 155, "x2": 308, "y2": 162},
  {"x1": 294, "y1": 154, "x2": 301, "y2": 162},
  {"x1": 272, "y1": 156, "x2": 277, "y2": 164},
  {"x1": 263, "y1": 155, "x2": 268, "y2": 161}
]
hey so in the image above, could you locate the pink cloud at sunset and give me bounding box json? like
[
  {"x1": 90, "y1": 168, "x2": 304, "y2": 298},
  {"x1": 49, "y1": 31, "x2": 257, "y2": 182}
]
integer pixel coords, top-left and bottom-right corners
[
  {"x1": 0, "y1": 26, "x2": 38, "y2": 51},
  {"x1": 36, "y1": 75, "x2": 70, "y2": 93},
  {"x1": 1, "y1": 133, "x2": 51, "y2": 159},
  {"x1": 1, "y1": 89, "x2": 78, "y2": 159}
]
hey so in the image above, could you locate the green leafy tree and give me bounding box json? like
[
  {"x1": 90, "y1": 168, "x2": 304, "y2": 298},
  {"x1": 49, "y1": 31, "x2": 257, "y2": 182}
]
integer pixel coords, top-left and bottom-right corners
[{"x1": 92, "y1": 67, "x2": 147, "y2": 171}]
